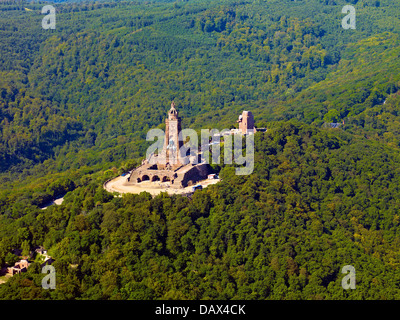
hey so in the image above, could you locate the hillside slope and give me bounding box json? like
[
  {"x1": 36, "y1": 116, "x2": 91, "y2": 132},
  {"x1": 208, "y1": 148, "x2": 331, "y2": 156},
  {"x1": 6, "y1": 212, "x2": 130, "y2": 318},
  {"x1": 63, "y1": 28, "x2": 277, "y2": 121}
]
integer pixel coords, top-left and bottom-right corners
[{"x1": 1, "y1": 0, "x2": 400, "y2": 300}]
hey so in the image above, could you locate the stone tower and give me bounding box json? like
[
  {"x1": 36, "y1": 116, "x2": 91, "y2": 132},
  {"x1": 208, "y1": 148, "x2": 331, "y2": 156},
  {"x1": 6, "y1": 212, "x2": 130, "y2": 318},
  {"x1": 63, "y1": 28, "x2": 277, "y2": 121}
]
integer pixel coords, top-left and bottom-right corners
[
  {"x1": 238, "y1": 111, "x2": 256, "y2": 134},
  {"x1": 124, "y1": 101, "x2": 213, "y2": 188},
  {"x1": 162, "y1": 101, "x2": 183, "y2": 166}
]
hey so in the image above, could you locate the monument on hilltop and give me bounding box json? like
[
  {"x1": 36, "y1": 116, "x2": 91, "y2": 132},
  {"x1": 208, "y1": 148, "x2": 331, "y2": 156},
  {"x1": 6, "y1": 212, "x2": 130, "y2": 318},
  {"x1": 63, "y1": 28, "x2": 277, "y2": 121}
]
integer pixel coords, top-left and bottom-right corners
[
  {"x1": 104, "y1": 106, "x2": 262, "y2": 195},
  {"x1": 163, "y1": 101, "x2": 183, "y2": 167},
  {"x1": 125, "y1": 102, "x2": 211, "y2": 188}
]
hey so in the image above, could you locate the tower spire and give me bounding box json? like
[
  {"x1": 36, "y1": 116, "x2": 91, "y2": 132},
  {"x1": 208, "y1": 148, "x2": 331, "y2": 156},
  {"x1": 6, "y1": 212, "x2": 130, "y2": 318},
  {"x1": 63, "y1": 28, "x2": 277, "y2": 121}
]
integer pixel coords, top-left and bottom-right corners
[
  {"x1": 163, "y1": 101, "x2": 182, "y2": 165},
  {"x1": 169, "y1": 101, "x2": 178, "y2": 120}
]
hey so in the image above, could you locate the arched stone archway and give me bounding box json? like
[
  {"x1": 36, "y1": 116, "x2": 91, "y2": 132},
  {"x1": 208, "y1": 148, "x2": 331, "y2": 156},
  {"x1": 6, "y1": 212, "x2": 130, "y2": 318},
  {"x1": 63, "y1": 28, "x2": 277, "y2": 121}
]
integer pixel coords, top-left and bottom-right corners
[
  {"x1": 162, "y1": 176, "x2": 170, "y2": 182},
  {"x1": 142, "y1": 175, "x2": 150, "y2": 181},
  {"x1": 152, "y1": 175, "x2": 160, "y2": 182},
  {"x1": 137, "y1": 178, "x2": 141, "y2": 183}
]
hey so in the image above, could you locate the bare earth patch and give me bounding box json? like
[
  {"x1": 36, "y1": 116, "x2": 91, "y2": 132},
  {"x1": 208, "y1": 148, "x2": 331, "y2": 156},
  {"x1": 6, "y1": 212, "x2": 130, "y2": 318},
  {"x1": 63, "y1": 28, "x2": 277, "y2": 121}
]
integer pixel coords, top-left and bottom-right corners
[{"x1": 104, "y1": 175, "x2": 220, "y2": 196}]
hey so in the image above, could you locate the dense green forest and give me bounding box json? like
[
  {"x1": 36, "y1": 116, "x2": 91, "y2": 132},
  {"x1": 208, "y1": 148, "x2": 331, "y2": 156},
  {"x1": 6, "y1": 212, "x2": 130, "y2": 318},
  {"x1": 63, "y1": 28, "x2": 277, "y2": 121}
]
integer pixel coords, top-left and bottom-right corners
[{"x1": 2, "y1": 0, "x2": 400, "y2": 299}]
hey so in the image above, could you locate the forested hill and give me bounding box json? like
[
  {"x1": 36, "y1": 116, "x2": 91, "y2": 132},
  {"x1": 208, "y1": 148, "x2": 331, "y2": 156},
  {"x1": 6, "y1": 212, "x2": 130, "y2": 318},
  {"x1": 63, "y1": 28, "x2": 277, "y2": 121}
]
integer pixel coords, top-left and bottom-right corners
[
  {"x1": 1, "y1": 0, "x2": 400, "y2": 299},
  {"x1": 1, "y1": 0, "x2": 400, "y2": 179},
  {"x1": 3, "y1": 122, "x2": 400, "y2": 299}
]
